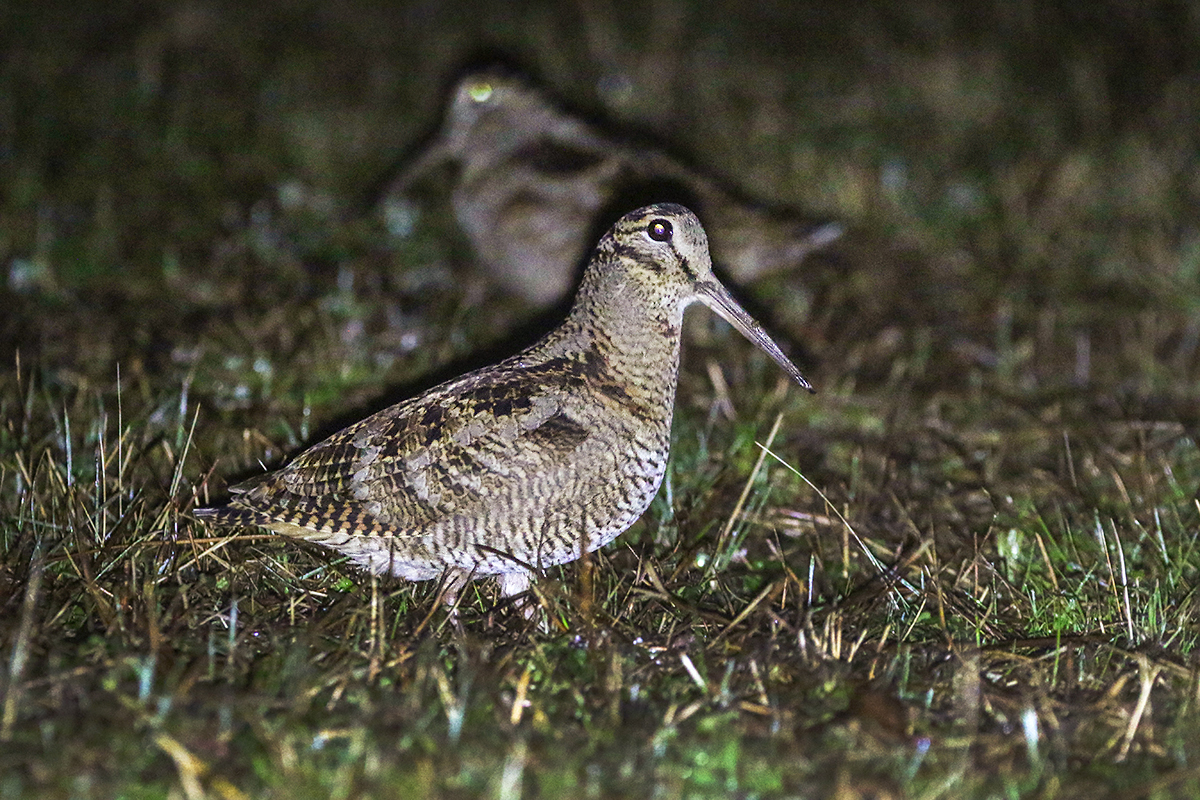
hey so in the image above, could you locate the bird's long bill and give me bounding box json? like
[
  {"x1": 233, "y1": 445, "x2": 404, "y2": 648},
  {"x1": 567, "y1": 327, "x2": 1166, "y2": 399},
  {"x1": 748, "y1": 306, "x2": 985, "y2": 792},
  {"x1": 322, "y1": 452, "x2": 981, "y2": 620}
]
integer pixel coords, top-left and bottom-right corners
[{"x1": 697, "y1": 281, "x2": 815, "y2": 393}]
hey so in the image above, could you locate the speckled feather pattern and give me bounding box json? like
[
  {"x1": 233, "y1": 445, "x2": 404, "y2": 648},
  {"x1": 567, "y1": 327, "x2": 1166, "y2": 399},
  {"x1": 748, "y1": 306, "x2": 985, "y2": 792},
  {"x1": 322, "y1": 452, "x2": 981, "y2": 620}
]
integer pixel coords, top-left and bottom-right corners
[{"x1": 197, "y1": 204, "x2": 811, "y2": 598}]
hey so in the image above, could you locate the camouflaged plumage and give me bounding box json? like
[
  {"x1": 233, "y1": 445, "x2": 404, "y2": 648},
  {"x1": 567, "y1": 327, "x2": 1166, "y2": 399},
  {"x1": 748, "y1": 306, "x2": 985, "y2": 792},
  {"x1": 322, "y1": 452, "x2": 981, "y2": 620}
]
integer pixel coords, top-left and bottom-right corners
[{"x1": 197, "y1": 204, "x2": 812, "y2": 601}]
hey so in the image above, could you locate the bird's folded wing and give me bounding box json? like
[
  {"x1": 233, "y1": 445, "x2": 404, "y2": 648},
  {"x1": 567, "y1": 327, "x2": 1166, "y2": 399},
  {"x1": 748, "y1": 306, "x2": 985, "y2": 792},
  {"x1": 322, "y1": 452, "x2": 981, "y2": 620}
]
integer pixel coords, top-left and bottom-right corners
[{"x1": 233, "y1": 363, "x2": 593, "y2": 525}]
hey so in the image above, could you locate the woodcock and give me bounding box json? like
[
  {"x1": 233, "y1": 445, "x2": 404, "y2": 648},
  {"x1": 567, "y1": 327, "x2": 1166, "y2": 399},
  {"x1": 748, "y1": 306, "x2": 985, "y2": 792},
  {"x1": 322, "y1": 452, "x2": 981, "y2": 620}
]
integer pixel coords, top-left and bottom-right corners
[
  {"x1": 197, "y1": 204, "x2": 812, "y2": 603},
  {"x1": 383, "y1": 68, "x2": 842, "y2": 305}
]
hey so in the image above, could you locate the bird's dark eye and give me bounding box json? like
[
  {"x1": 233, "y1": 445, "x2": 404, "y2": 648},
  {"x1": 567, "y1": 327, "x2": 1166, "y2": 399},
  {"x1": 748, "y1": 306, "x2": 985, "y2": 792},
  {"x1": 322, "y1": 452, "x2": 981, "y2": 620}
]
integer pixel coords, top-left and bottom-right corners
[{"x1": 647, "y1": 219, "x2": 673, "y2": 242}]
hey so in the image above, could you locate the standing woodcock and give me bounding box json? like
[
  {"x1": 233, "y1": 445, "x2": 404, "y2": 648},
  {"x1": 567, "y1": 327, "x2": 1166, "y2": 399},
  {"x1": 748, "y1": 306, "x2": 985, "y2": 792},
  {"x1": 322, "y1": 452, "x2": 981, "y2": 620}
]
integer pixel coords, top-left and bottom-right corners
[
  {"x1": 197, "y1": 204, "x2": 812, "y2": 603},
  {"x1": 382, "y1": 69, "x2": 842, "y2": 306}
]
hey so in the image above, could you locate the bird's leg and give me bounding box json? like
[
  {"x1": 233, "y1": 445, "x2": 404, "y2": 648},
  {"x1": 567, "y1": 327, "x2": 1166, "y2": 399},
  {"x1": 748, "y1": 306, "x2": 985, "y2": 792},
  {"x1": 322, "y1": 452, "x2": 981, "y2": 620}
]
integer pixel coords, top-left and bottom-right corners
[
  {"x1": 498, "y1": 570, "x2": 540, "y2": 620},
  {"x1": 498, "y1": 570, "x2": 531, "y2": 599},
  {"x1": 436, "y1": 568, "x2": 472, "y2": 609}
]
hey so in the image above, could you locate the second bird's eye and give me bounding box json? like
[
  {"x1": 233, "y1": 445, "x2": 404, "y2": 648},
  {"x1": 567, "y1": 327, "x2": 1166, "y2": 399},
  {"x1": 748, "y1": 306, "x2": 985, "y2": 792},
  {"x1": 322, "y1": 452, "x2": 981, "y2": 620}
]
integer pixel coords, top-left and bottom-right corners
[{"x1": 647, "y1": 219, "x2": 673, "y2": 242}]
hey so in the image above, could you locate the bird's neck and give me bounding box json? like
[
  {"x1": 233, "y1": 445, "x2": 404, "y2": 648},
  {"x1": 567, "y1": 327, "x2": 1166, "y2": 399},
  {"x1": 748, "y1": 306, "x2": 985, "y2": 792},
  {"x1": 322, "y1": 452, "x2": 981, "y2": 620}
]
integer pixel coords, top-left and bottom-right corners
[{"x1": 545, "y1": 269, "x2": 686, "y2": 413}]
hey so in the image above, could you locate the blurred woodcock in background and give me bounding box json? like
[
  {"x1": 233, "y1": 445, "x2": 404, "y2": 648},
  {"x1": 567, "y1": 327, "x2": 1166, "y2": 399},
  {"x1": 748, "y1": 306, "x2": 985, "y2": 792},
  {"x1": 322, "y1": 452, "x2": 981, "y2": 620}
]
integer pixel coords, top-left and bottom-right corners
[
  {"x1": 381, "y1": 68, "x2": 843, "y2": 306},
  {"x1": 197, "y1": 204, "x2": 813, "y2": 604}
]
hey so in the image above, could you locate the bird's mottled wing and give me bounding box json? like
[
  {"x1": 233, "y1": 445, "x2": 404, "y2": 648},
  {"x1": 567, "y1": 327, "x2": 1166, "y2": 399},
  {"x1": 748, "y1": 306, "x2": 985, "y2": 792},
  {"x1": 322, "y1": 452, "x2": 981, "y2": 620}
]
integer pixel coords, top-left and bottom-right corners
[{"x1": 228, "y1": 357, "x2": 594, "y2": 532}]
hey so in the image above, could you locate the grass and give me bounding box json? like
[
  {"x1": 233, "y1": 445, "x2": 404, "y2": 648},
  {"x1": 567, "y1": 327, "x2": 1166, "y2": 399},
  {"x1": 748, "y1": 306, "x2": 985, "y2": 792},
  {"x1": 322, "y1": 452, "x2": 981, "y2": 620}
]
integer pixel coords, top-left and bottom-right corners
[{"x1": 3, "y1": 0, "x2": 1200, "y2": 797}]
